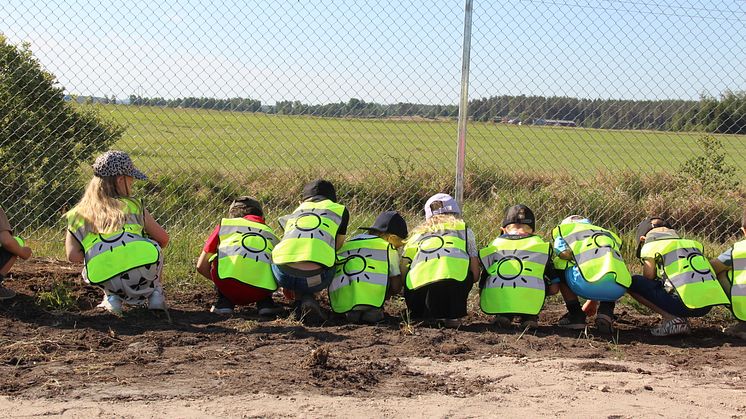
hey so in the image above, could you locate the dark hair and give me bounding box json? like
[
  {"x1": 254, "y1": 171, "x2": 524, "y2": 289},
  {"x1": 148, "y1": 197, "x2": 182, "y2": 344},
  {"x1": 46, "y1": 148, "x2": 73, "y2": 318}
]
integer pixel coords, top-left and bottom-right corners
[
  {"x1": 229, "y1": 206, "x2": 263, "y2": 218},
  {"x1": 742, "y1": 207, "x2": 746, "y2": 229},
  {"x1": 228, "y1": 196, "x2": 264, "y2": 218}
]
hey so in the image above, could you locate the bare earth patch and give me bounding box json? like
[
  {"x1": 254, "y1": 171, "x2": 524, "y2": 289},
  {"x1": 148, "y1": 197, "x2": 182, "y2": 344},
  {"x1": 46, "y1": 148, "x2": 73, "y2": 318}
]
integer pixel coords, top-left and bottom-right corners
[{"x1": 0, "y1": 259, "x2": 744, "y2": 418}]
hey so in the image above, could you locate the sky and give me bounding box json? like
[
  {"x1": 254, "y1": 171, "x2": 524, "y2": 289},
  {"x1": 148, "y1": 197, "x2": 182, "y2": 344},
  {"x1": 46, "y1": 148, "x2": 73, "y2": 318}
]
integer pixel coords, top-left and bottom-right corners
[{"x1": 1, "y1": 0, "x2": 745, "y2": 104}]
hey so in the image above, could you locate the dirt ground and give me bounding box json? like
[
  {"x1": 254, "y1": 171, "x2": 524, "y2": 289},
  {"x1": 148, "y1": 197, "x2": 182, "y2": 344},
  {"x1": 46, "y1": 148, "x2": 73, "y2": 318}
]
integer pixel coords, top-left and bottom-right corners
[{"x1": 0, "y1": 259, "x2": 744, "y2": 418}]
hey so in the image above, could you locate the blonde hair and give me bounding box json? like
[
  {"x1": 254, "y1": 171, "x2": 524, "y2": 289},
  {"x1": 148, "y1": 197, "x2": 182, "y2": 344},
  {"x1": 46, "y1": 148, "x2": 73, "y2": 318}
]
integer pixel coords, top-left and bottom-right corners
[
  {"x1": 407, "y1": 214, "x2": 461, "y2": 240},
  {"x1": 71, "y1": 176, "x2": 127, "y2": 234}
]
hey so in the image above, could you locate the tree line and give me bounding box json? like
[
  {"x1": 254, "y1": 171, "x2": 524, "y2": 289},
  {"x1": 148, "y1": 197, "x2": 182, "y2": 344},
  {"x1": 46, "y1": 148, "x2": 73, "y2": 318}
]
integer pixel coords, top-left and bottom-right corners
[{"x1": 126, "y1": 92, "x2": 746, "y2": 134}]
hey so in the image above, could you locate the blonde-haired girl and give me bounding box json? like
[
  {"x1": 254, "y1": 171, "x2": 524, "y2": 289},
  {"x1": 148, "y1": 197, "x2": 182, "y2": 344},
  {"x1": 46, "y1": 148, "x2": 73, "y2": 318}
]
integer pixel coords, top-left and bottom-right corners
[
  {"x1": 65, "y1": 151, "x2": 169, "y2": 315},
  {"x1": 401, "y1": 193, "x2": 480, "y2": 328}
]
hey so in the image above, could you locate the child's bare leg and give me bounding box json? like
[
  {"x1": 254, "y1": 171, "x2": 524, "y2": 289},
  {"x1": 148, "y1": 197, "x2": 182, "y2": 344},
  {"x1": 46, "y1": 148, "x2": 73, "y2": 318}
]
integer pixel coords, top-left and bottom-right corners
[
  {"x1": 559, "y1": 282, "x2": 578, "y2": 302},
  {"x1": 716, "y1": 271, "x2": 731, "y2": 298},
  {"x1": 0, "y1": 256, "x2": 17, "y2": 276}
]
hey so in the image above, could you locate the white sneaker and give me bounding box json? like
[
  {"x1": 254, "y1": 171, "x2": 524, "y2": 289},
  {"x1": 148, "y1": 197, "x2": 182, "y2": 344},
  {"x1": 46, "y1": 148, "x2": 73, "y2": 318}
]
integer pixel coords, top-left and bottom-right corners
[
  {"x1": 651, "y1": 317, "x2": 690, "y2": 336},
  {"x1": 97, "y1": 294, "x2": 123, "y2": 316},
  {"x1": 148, "y1": 288, "x2": 167, "y2": 311}
]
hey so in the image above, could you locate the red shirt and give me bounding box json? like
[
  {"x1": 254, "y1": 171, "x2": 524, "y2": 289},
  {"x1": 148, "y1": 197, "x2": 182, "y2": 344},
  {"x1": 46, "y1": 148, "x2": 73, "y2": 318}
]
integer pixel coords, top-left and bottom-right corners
[{"x1": 203, "y1": 215, "x2": 266, "y2": 253}]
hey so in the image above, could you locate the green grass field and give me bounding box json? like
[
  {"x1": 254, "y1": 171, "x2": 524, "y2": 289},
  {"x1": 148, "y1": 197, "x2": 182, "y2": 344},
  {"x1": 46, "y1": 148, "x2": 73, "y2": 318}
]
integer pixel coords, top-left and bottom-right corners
[
  {"x1": 25, "y1": 104, "x2": 737, "y2": 289},
  {"x1": 98, "y1": 104, "x2": 746, "y2": 180}
]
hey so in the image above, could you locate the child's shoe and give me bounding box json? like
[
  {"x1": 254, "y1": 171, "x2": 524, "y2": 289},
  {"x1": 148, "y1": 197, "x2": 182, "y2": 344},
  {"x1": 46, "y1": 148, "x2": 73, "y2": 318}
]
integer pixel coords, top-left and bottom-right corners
[
  {"x1": 519, "y1": 315, "x2": 539, "y2": 329},
  {"x1": 491, "y1": 314, "x2": 513, "y2": 327},
  {"x1": 257, "y1": 297, "x2": 284, "y2": 316},
  {"x1": 97, "y1": 294, "x2": 123, "y2": 316},
  {"x1": 299, "y1": 295, "x2": 327, "y2": 321},
  {"x1": 210, "y1": 293, "x2": 234, "y2": 315},
  {"x1": 723, "y1": 322, "x2": 746, "y2": 339},
  {"x1": 595, "y1": 313, "x2": 614, "y2": 334},
  {"x1": 345, "y1": 311, "x2": 363, "y2": 323},
  {"x1": 361, "y1": 308, "x2": 384, "y2": 324},
  {"x1": 557, "y1": 311, "x2": 586, "y2": 329},
  {"x1": 147, "y1": 286, "x2": 167, "y2": 311},
  {"x1": 651, "y1": 317, "x2": 690, "y2": 336},
  {"x1": 0, "y1": 275, "x2": 15, "y2": 300},
  {"x1": 0, "y1": 284, "x2": 16, "y2": 300}
]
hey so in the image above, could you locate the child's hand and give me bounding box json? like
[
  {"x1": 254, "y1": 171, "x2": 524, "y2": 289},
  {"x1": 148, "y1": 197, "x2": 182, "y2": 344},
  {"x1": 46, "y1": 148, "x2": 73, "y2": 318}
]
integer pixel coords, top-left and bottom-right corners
[
  {"x1": 19, "y1": 246, "x2": 32, "y2": 260},
  {"x1": 582, "y1": 300, "x2": 599, "y2": 316}
]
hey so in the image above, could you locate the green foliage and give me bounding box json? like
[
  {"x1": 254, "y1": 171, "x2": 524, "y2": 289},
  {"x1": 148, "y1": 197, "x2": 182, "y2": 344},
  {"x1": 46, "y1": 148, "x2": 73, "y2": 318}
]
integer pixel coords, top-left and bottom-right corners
[
  {"x1": 0, "y1": 36, "x2": 123, "y2": 225},
  {"x1": 678, "y1": 135, "x2": 740, "y2": 192},
  {"x1": 36, "y1": 281, "x2": 76, "y2": 311}
]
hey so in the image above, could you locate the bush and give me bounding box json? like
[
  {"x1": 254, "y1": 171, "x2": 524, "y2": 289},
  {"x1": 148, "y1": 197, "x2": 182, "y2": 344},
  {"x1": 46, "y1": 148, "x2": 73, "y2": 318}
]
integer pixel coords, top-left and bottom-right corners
[
  {"x1": 0, "y1": 36, "x2": 123, "y2": 226},
  {"x1": 678, "y1": 135, "x2": 740, "y2": 193}
]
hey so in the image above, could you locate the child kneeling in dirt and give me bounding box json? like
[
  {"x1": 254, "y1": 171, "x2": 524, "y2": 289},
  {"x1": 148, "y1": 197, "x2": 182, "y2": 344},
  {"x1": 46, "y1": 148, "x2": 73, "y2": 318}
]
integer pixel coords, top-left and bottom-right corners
[
  {"x1": 401, "y1": 193, "x2": 480, "y2": 328},
  {"x1": 629, "y1": 217, "x2": 729, "y2": 336},
  {"x1": 479, "y1": 204, "x2": 558, "y2": 329},
  {"x1": 0, "y1": 206, "x2": 33, "y2": 300},
  {"x1": 551, "y1": 215, "x2": 631, "y2": 333},
  {"x1": 272, "y1": 179, "x2": 350, "y2": 321},
  {"x1": 196, "y1": 196, "x2": 284, "y2": 316},
  {"x1": 709, "y1": 208, "x2": 746, "y2": 340},
  {"x1": 65, "y1": 151, "x2": 169, "y2": 316},
  {"x1": 328, "y1": 210, "x2": 408, "y2": 324}
]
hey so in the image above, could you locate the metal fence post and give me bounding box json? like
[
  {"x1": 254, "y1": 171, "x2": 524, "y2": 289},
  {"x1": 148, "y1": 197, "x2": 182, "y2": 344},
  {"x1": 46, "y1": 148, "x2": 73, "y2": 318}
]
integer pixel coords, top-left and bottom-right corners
[{"x1": 455, "y1": 0, "x2": 474, "y2": 206}]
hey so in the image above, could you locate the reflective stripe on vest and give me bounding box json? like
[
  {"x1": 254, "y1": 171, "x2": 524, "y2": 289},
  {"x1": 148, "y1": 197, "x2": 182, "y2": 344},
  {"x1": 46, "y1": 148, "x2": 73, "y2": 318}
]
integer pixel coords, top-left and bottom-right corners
[
  {"x1": 66, "y1": 198, "x2": 159, "y2": 284},
  {"x1": 479, "y1": 235, "x2": 549, "y2": 315},
  {"x1": 328, "y1": 235, "x2": 391, "y2": 313},
  {"x1": 729, "y1": 240, "x2": 746, "y2": 320},
  {"x1": 272, "y1": 200, "x2": 345, "y2": 267},
  {"x1": 404, "y1": 220, "x2": 469, "y2": 290},
  {"x1": 216, "y1": 218, "x2": 279, "y2": 291},
  {"x1": 641, "y1": 238, "x2": 729, "y2": 309},
  {"x1": 555, "y1": 223, "x2": 631, "y2": 287}
]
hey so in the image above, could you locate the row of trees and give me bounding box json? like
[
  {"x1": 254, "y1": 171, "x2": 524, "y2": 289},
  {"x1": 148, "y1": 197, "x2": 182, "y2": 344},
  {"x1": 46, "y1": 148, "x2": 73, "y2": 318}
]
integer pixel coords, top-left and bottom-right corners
[
  {"x1": 128, "y1": 95, "x2": 262, "y2": 112},
  {"x1": 125, "y1": 93, "x2": 746, "y2": 134}
]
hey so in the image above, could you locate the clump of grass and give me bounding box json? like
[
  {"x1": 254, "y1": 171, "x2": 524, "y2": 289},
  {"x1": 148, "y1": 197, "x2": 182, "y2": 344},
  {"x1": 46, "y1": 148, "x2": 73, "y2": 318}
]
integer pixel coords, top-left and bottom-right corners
[{"x1": 36, "y1": 282, "x2": 76, "y2": 311}]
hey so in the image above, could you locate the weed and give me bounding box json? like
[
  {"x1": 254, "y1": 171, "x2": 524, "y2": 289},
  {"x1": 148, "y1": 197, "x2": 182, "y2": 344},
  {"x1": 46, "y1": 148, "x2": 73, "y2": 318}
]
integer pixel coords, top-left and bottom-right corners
[
  {"x1": 399, "y1": 309, "x2": 417, "y2": 336},
  {"x1": 36, "y1": 282, "x2": 76, "y2": 311}
]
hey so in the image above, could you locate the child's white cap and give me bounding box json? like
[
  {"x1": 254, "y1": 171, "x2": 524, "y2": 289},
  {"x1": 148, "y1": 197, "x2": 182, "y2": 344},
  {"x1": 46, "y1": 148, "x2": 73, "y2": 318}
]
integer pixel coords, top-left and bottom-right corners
[
  {"x1": 561, "y1": 215, "x2": 590, "y2": 225},
  {"x1": 424, "y1": 193, "x2": 461, "y2": 220}
]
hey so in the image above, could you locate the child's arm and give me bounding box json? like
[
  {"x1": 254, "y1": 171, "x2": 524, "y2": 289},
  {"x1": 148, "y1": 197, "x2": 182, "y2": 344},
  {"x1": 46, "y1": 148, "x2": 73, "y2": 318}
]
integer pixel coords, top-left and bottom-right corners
[
  {"x1": 196, "y1": 251, "x2": 213, "y2": 280},
  {"x1": 469, "y1": 257, "x2": 480, "y2": 283},
  {"x1": 641, "y1": 258, "x2": 657, "y2": 280},
  {"x1": 0, "y1": 231, "x2": 32, "y2": 260},
  {"x1": 710, "y1": 259, "x2": 730, "y2": 275},
  {"x1": 335, "y1": 234, "x2": 346, "y2": 250},
  {"x1": 143, "y1": 209, "x2": 169, "y2": 248},
  {"x1": 388, "y1": 275, "x2": 403, "y2": 295},
  {"x1": 65, "y1": 231, "x2": 84, "y2": 263}
]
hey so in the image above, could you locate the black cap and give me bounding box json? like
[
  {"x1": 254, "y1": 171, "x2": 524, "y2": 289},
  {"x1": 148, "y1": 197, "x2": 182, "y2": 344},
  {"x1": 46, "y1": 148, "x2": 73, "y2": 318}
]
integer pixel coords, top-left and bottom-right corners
[
  {"x1": 360, "y1": 211, "x2": 408, "y2": 238},
  {"x1": 635, "y1": 216, "x2": 670, "y2": 240},
  {"x1": 302, "y1": 179, "x2": 337, "y2": 202},
  {"x1": 635, "y1": 216, "x2": 670, "y2": 258},
  {"x1": 502, "y1": 204, "x2": 535, "y2": 231}
]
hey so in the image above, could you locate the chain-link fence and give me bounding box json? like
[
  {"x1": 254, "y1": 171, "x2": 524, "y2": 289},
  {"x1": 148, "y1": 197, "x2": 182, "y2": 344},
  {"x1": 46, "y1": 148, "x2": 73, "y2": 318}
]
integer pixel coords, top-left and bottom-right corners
[{"x1": 1, "y1": 0, "x2": 745, "y2": 250}]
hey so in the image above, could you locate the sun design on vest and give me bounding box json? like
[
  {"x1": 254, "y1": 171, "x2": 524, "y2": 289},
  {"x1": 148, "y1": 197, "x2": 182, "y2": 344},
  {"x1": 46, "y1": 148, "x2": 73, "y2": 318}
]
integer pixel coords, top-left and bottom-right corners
[
  {"x1": 581, "y1": 231, "x2": 622, "y2": 258},
  {"x1": 224, "y1": 227, "x2": 271, "y2": 263},
  {"x1": 491, "y1": 250, "x2": 534, "y2": 289},
  {"x1": 415, "y1": 234, "x2": 457, "y2": 262},
  {"x1": 90, "y1": 230, "x2": 140, "y2": 254},
  {"x1": 338, "y1": 248, "x2": 377, "y2": 284},
  {"x1": 678, "y1": 250, "x2": 715, "y2": 282},
  {"x1": 290, "y1": 209, "x2": 333, "y2": 240}
]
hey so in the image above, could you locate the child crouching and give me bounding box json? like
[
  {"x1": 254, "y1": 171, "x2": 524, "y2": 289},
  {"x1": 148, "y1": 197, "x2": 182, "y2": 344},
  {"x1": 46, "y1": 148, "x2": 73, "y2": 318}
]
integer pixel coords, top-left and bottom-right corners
[
  {"x1": 196, "y1": 196, "x2": 283, "y2": 316},
  {"x1": 328, "y1": 211, "x2": 408, "y2": 324}
]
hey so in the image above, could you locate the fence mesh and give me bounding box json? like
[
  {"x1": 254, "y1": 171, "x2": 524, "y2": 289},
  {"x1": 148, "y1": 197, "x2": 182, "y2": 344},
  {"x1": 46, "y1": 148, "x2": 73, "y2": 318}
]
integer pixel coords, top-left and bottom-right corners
[{"x1": 1, "y1": 0, "x2": 745, "y2": 250}]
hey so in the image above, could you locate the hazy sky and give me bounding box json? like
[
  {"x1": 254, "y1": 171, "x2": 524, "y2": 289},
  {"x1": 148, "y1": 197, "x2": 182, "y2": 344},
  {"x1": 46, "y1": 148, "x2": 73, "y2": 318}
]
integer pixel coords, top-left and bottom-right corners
[{"x1": 2, "y1": 0, "x2": 745, "y2": 104}]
